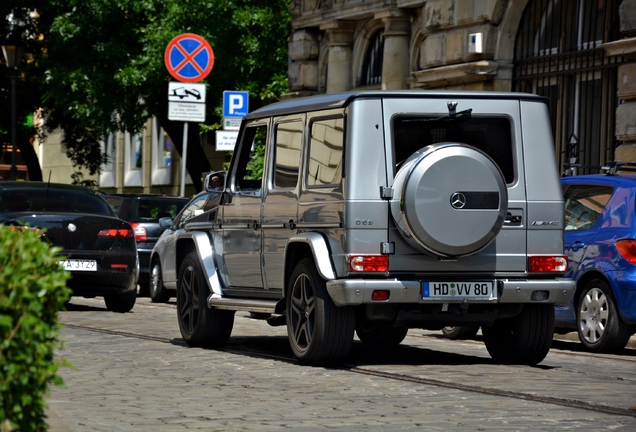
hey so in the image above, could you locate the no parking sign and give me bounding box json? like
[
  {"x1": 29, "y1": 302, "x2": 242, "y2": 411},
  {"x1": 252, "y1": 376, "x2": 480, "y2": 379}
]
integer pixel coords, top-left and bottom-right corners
[{"x1": 164, "y1": 33, "x2": 214, "y2": 83}]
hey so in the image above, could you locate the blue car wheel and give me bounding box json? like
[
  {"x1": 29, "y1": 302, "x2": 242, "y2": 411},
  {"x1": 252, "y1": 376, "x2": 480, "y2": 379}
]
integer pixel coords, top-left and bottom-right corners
[{"x1": 577, "y1": 278, "x2": 632, "y2": 353}]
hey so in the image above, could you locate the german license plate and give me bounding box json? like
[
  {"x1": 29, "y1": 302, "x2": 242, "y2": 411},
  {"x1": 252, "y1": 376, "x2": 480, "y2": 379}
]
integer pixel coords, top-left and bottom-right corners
[
  {"x1": 422, "y1": 281, "x2": 496, "y2": 300},
  {"x1": 59, "y1": 259, "x2": 97, "y2": 272}
]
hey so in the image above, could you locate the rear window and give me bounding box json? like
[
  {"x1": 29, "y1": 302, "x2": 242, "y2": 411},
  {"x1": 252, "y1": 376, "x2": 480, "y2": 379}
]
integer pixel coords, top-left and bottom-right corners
[
  {"x1": 104, "y1": 196, "x2": 188, "y2": 220},
  {"x1": 0, "y1": 188, "x2": 113, "y2": 215},
  {"x1": 136, "y1": 198, "x2": 187, "y2": 220},
  {"x1": 393, "y1": 116, "x2": 514, "y2": 183}
]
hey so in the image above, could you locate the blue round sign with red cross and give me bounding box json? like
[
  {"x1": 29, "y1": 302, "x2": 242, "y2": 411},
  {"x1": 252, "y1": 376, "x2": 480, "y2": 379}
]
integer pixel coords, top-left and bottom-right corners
[{"x1": 164, "y1": 33, "x2": 214, "y2": 83}]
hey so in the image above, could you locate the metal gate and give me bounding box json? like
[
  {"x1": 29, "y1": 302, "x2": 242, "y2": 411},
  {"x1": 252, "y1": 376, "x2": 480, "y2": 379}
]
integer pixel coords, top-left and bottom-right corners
[{"x1": 513, "y1": 0, "x2": 622, "y2": 173}]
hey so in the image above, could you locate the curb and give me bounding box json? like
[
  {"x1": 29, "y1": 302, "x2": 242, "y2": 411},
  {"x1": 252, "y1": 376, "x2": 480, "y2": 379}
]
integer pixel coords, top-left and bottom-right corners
[{"x1": 553, "y1": 331, "x2": 636, "y2": 349}]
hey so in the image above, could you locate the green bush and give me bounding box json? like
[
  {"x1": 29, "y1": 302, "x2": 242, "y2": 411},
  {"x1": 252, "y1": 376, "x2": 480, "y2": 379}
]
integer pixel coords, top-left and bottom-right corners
[{"x1": 0, "y1": 226, "x2": 72, "y2": 432}]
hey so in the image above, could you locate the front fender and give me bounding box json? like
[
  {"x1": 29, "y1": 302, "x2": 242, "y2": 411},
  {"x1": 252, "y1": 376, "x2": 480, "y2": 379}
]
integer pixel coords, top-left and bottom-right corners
[{"x1": 188, "y1": 231, "x2": 224, "y2": 297}]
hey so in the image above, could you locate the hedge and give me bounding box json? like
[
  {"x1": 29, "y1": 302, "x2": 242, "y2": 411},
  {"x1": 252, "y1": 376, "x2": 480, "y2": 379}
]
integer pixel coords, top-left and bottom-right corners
[{"x1": 0, "y1": 226, "x2": 72, "y2": 432}]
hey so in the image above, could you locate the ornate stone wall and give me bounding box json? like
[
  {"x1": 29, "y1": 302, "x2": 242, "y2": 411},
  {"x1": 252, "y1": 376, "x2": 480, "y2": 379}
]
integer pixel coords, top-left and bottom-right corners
[
  {"x1": 287, "y1": 0, "x2": 635, "y2": 162},
  {"x1": 607, "y1": 0, "x2": 636, "y2": 162}
]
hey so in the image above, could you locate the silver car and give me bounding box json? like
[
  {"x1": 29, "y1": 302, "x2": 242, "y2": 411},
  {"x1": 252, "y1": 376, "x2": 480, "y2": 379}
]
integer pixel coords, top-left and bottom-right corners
[
  {"x1": 167, "y1": 90, "x2": 576, "y2": 365},
  {"x1": 148, "y1": 189, "x2": 220, "y2": 303}
]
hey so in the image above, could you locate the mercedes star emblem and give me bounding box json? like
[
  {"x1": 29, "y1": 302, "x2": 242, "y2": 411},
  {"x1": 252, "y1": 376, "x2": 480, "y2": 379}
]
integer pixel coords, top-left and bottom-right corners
[
  {"x1": 67, "y1": 223, "x2": 77, "y2": 232},
  {"x1": 450, "y1": 192, "x2": 467, "y2": 209}
]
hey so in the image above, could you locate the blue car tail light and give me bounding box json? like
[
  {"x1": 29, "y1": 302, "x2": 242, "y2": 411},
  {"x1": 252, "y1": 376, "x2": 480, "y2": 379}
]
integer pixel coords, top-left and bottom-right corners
[{"x1": 616, "y1": 239, "x2": 636, "y2": 265}]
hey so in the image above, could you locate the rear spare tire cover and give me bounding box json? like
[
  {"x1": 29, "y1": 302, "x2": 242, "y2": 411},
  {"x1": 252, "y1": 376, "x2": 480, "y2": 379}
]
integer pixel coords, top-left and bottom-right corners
[{"x1": 391, "y1": 142, "x2": 507, "y2": 257}]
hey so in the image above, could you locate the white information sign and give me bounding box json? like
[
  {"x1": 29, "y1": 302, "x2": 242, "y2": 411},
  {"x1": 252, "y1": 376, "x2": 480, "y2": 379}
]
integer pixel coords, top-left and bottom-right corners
[
  {"x1": 223, "y1": 117, "x2": 242, "y2": 130},
  {"x1": 215, "y1": 130, "x2": 239, "y2": 151},
  {"x1": 168, "y1": 102, "x2": 206, "y2": 122},
  {"x1": 168, "y1": 82, "x2": 206, "y2": 103}
]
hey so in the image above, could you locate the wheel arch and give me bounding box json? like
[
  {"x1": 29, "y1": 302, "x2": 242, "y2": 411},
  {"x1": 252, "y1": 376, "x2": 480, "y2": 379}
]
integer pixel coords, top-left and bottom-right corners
[
  {"x1": 284, "y1": 233, "x2": 336, "y2": 295},
  {"x1": 573, "y1": 269, "x2": 611, "y2": 309},
  {"x1": 176, "y1": 231, "x2": 223, "y2": 297},
  {"x1": 576, "y1": 269, "x2": 634, "y2": 326}
]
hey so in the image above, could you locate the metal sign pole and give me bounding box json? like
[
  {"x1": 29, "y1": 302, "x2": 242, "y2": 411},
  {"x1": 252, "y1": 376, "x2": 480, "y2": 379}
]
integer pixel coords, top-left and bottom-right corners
[{"x1": 180, "y1": 122, "x2": 188, "y2": 197}]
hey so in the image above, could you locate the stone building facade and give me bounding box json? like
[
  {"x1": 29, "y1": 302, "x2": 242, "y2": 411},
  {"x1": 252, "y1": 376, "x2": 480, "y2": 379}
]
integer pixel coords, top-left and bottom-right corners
[{"x1": 287, "y1": 0, "x2": 636, "y2": 171}]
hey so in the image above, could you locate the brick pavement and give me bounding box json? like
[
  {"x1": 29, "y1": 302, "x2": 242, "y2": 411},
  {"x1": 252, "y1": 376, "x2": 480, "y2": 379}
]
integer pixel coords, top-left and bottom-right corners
[{"x1": 44, "y1": 298, "x2": 636, "y2": 431}]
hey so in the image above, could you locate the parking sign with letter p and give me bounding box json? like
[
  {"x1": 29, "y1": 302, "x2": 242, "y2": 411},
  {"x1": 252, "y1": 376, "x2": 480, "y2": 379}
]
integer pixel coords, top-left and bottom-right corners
[{"x1": 223, "y1": 91, "x2": 249, "y2": 118}]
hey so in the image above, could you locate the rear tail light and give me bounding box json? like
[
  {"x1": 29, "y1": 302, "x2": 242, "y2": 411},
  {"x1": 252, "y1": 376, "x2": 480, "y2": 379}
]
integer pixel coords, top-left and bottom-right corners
[
  {"x1": 616, "y1": 239, "x2": 636, "y2": 264},
  {"x1": 97, "y1": 228, "x2": 135, "y2": 238},
  {"x1": 528, "y1": 255, "x2": 568, "y2": 272},
  {"x1": 349, "y1": 255, "x2": 389, "y2": 273},
  {"x1": 130, "y1": 223, "x2": 147, "y2": 241}
]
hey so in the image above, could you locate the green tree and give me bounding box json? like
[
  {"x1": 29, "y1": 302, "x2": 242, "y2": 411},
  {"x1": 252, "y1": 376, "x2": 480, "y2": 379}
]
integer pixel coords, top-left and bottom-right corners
[{"x1": 0, "y1": 0, "x2": 290, "y2": 190}]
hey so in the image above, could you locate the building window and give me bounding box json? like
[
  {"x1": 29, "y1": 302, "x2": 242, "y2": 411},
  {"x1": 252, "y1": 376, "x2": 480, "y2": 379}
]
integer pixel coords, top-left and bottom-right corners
[
  {"x1": 99, "y1": 132, "x2": 117, "y2": 188},
  {"x1": 124, "y1": 130, "x2": 144, "y2": 186},
  {"x1": 151, "y1": 118, "x2": 172, "y2": 185},
  {"x1": 132, "y1": 133, "x2": 143, "y2": 169},
  {"x1": 513, "y1": 0, "x2": 620, "y2": 173},
  {"x1": 360, "y1": 30, "x2": 384, "y2": 86}
]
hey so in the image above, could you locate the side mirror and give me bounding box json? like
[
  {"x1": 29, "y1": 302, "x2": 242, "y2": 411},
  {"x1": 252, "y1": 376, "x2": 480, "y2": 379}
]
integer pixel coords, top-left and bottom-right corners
[
  {"x1": 204, "y1": 170, "x2": 226, "y2": 192},
  {"x1": 158, "y1": 217, "x2": 173, "y2": 229}
]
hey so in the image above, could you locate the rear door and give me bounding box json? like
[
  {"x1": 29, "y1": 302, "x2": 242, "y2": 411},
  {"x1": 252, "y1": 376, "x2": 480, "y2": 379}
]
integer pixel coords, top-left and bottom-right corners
[
  {"x1": 382, "y1": 96, "x2": 526, "y2": 272},
  {"x1": 262, "y1": 115, "x2": 304, "y2": 292},
  {"x1": 562, "y1": 181, "x2": 614, "y2": 276}
]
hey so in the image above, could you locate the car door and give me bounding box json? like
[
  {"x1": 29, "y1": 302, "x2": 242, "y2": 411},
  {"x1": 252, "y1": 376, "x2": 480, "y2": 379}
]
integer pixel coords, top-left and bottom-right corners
[
  {"x1": 221, "y1": 121, "x2": 268, "y2": 292},
  {"x1": 261, "y1": 116, "x2": 303, "y2": 292},
  {"x1": 563, "y1": 181, "x2": 614, "y2": 276}
]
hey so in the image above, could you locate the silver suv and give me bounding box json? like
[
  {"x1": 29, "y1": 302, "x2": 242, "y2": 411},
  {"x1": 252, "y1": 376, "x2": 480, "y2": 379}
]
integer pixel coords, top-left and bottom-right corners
[{"x1": 175, "y1": 90, "x2": 576, "y2": 365}]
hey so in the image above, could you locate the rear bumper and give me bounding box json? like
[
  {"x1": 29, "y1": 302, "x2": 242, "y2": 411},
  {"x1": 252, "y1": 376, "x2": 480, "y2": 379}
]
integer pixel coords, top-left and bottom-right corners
[
  {"x1": 66, "y1": 270, "x2": 137, "y2": 296},
  {"x1": 62, "y1": 251, "x2": 139, "y2": 297},
  {"x1": 326, "y1": 278, "x2": 575, "y2": 307}
]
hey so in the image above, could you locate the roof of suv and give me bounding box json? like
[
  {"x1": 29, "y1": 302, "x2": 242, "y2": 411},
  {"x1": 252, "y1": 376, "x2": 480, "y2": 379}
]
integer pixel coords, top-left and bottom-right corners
[{"x1": 245, "y1": 90, "x2": 547, "y2": 120}]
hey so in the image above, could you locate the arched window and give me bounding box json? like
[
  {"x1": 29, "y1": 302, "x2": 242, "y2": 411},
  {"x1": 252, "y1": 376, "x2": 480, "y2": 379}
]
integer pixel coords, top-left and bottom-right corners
[
  {"x1": 513, "y1": 0, "x2": 620, "y2": 172},
  {"x1": 360, "y1": 30, "x2": 384, "y2": 86}
]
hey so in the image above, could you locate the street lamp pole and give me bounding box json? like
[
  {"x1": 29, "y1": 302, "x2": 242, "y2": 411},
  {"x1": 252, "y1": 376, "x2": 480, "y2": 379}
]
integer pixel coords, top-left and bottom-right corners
[
  {"x1": 2, "y1": 23, "x2": 25, "y2": 181},
  {"x1": 9, "y1": 65, "x2": 18, "y2": 180}
]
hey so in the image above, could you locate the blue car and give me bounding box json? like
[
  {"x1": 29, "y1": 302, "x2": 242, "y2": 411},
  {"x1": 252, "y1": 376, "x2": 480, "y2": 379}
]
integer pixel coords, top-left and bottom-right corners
[{"x1": 558, "y1": 170, "x2": 636, "y2": 352}]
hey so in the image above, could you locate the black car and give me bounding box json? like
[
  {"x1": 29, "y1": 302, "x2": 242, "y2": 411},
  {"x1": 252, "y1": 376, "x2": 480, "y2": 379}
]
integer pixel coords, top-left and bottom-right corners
[
  {"x1": 0, "y1": 181, "x2": 138, "y2": 312},
  {"x1": 102, "y1": 194, "x2": 189, "y2": 295}
]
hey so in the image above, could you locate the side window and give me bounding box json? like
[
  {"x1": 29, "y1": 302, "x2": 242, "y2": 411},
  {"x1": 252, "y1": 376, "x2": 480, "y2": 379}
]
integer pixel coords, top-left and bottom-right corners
[
  {"x1": 234, "y1": 124, "x2": 267, "y2": 192},
  {"x1": 564, "y1": 184, "x2": 613, "y2": 231},
  {"x1": 273, "y1": 120, "x2": 303, "y2": 189},
  {"x1": 307, "y1": 117, "x2": 344, "y2": 187},
  {"x1": 175, "y1": 194, "x2": 209, "y2": 229}
]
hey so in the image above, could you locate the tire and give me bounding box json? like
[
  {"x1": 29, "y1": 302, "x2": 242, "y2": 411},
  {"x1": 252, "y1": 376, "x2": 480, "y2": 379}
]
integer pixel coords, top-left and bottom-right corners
[
  {"x1": 104, "y1": 290, "x2": 136, "y2": 313},
  {"x1": 149, "y1": 259, "x2": 171, "y2": 303},
  {"x1": 356, "y1": 322, "x2": 408, "y2": 347},
  {"x1": 286, "y1": 258, "x2": 355, "y2": 364},
  {"x1": 576, "y1": 278, "x2": 632, "y2": 353},
  {"x1": 441, "y1": 325, "x2": 479, "y2": 340},
  {"x1": 391, "y1": 143, "x2": 507, "y2": 257},
  {"x1": 138, "y1": 278, "x2": 149, "y2": 297},
  {"x1": 482, "y1": 304, "x2": 554, "y2": 365},
  {"x1": 177, "y1": 252, "x2": 234, "y2": 348}
]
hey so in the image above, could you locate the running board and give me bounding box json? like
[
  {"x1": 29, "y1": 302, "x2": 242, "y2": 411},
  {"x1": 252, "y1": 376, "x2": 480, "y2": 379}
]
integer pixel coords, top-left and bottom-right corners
[{"x1": 208, "y1": 296, "x2": 277, "y2": 314}]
